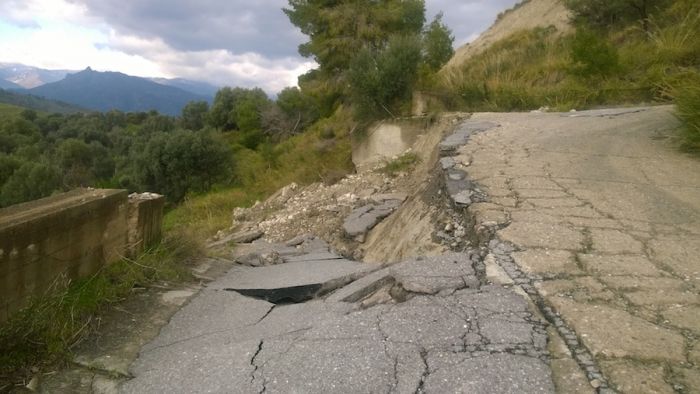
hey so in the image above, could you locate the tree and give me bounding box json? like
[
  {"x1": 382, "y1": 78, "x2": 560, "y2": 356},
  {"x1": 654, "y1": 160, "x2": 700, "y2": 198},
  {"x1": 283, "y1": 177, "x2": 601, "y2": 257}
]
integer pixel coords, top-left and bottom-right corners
[
  {"x1": 348, "y1": 34, "x2": 423, "y2": 120},
  {"x1": 0, "y1": 161, "x2": 62, "y2": 207},
  {"x1": 422, "y1": 13, "x2": 455, "y2": 71},
  {"x1": 56, "y1": 138, "x2": 95, "y2": 187},
  {"x1": 275, "y1": 87, "x2": 319, "y2": 133},
  {"x1": 132, "y1": 130, "x2": 233, "y2": 202},
  {"x1": 181, "y1": 101, "x2": 209, "y2": 130},
  {"x1": 0, "y1": 154, "x2": 21, "y2": 185},
  {"x1": 285, "y1": 0, "x2": 425, "y2": 74},
  {"x1": 208, "y1": 87, "x2": 270, "y2": 132}
]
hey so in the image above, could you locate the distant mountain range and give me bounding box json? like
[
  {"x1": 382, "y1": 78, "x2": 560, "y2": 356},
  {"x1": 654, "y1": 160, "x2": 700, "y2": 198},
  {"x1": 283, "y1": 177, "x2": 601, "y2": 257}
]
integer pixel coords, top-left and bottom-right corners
[
  {"x1": 0, "y1": 63, "x2": 71, "y2": 88},
  {"x1": 0, "y1": 63, "x2": 221, "y2": 115},
  {"x1": 0, "y1": 78, "x2": 24, "y2": 90}
]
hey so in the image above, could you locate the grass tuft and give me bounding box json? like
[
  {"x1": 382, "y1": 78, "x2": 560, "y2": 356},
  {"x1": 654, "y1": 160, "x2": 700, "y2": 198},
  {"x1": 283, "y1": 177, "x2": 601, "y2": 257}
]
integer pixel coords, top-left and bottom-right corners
[
  {"x1": 380, "y1": 152, "x2": 421, "y2": 176},
  {"x1": 0, "y1": 233, "x2": 199, "y2": 380}
]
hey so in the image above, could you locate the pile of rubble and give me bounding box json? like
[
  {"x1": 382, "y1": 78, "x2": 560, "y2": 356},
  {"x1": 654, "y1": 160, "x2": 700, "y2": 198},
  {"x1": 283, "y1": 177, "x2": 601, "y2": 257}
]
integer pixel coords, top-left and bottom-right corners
[{"x1": 210, "y1": 169, "x2": 416, "y2": 257}]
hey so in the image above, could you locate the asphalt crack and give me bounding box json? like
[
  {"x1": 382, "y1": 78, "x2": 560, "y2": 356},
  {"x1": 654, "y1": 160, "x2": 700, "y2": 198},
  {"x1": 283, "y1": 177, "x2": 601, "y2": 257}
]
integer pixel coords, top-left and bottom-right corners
[
  {"x1": 250, "y1": 340, "x2": 265, "y2": 393},
  {"x1": 415, "y1": 349, "x2": 429, "y2": 394}
]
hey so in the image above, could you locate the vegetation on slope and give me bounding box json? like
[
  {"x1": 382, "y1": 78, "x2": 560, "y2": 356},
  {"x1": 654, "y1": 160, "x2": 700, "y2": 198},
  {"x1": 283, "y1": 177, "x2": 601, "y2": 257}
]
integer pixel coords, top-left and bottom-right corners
[
  {"x1": 0, "y1": 237, "x2": 199, "y2": 381},
  {"x1": 437, "y1": 0, "x2": 700, "y2": 148},
  {"x1": 0, "y1": 89, "x2": 85, "y2": 114}
]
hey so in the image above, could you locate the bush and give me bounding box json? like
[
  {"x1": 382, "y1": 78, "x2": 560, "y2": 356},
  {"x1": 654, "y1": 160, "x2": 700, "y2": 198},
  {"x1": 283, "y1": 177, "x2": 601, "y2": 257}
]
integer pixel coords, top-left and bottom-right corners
[
  {"x1": 132, "y1": 129, "x2": 233, "y2": 203},
  {"x1": 671, "y1": 73, "x2": 700, "y2": 151},
  {"x1": 570, "y1": 29, "x2": 620, "y2": 77},
  {"x1": 0, "y1": 162, "x2": 62, "y2": 207},
  {"x1": 349, "y1": 35, "x2": 423, "y2": 120}
]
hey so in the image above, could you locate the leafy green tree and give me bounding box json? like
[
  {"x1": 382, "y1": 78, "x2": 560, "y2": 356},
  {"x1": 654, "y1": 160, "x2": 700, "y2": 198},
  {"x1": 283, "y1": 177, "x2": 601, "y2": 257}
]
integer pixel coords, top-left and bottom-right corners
[
  {"x1": 56, "y1": 138, "x2": 94, "y2": 186},
  {"x1": 285, "y1": 0, "x2": 425, "y2": 74},
  {"x1": 208, "y1": 87, "x2": 237, "y2": 130},
  {"x1": 20, "y1": 109, "x2": 38, "y2": 122},
  {"x1": 0, "y1": 154, "x2": 21, "y2": 185},
  {"x1": 132, "y1": 130, "x2": 233, "y2": 202},
  {"x1": 181, "y1": 101, "x2": 209, "y2": 130},
  {"x1": 422, "y1": 13, "x2": 455, "y2": 71},
  {"x1": 276, "y1": 87, "x2": 319, "y2": 132},
  {"x1": 349, "y1": 34, "x2": 423, "y2": 119},
  {"x1": 208, "y1": 87, "x2": 270, "y2": 132},
  {"x1": 0, "y1": 161, "x2": 62, "y2": 207},
  {"x1": 285, "y1": 0, "x2": 427, "y2": 113}
]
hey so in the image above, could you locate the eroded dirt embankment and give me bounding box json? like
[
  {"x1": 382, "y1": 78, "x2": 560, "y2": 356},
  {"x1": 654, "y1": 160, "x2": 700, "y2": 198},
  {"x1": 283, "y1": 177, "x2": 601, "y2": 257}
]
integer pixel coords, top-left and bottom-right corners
[{"x1": 213, "y1": 114, "x2": 471, "y2": 264}]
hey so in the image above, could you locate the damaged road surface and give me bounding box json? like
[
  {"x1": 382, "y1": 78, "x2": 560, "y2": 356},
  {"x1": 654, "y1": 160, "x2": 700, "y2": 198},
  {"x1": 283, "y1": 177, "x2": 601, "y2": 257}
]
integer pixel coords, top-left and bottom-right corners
[{"x1": 119, "y1": 247, "x2": 555, "y2": 393}]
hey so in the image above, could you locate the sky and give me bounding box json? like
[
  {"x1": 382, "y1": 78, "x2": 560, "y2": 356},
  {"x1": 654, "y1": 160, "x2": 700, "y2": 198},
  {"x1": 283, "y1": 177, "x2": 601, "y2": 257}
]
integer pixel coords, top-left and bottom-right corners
[{"x1": 0, "y1": 0, "x2": 520, "y2": 93}]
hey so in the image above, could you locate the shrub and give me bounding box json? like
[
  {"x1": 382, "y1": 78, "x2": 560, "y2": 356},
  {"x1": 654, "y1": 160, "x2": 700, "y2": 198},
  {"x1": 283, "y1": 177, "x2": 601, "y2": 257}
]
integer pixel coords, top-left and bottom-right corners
[
  {"x1": 569, "y1": 29, "x2": 620, "y2": 77},
  {"x1": 671, "y1": 73, "x2": 700, "y2": 151}
]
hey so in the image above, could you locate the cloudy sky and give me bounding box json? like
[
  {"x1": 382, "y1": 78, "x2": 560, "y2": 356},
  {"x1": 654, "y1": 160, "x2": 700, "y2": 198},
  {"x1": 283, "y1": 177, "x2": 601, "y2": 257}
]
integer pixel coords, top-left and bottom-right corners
[{"x1": 0, "y1": 0, "x2": 519, "y2": 93}]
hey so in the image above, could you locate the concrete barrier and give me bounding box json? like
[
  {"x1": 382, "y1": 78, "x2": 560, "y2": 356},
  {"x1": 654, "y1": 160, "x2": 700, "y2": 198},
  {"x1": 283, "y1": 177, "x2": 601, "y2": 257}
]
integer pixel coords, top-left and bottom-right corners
[
  {"x1": 0, "y1": 188, "x2": 165, "y2": 323},
  {"x1": 352, "y1": 119, "x2": 426, "y2": 171}
]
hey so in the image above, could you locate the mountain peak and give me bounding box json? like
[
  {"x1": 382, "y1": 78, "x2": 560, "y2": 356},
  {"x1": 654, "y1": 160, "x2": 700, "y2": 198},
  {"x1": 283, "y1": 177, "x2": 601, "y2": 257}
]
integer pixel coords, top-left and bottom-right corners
[{"x1": 29, "y1": 68, "x2": 210, "y2": 115}]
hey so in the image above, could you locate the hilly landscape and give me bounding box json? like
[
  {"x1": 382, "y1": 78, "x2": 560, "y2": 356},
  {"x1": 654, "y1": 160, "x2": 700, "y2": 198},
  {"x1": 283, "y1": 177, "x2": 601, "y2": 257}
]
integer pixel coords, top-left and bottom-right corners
[
  {"x1": 27, "y1": 68, "x2": 210, "y2": 116},
  {"x1": 1, "y1": 0, "x2": 700, "y2": 391},
  {"x1": 0, "y1": 89, "x2": 85, "y2": 114},
  {"x1": 0, "y1": 63, "x2": 71, "y2": 88},
  {"x1": 0, "y1": 64, "x2": 220, "y2": 115},
  {"x1": 0, "y1": 80, "x2": 23, "y2": 90}
]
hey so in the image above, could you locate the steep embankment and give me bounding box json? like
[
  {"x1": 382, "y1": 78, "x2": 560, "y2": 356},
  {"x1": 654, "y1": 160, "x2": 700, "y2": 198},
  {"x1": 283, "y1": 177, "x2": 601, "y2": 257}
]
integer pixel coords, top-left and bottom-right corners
[{"x1": 441, "y1": 0, "x2": 571, "y2": 75}]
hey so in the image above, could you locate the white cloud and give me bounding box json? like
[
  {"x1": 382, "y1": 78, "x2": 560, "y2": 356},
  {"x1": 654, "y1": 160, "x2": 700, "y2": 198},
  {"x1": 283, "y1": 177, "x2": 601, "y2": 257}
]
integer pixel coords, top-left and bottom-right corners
[
  {"x1": 106, "y1": 32, "x2": 316, "y2": 92},
  {"x1": 0, "y1": 21, "x2": 165, "y2": 76},
  {"x1": 0, "y1": 0, "x2": 93, "y2": 26},
  {"x1": 0, "y1": 0, "x2": 519, "y2": 93}
]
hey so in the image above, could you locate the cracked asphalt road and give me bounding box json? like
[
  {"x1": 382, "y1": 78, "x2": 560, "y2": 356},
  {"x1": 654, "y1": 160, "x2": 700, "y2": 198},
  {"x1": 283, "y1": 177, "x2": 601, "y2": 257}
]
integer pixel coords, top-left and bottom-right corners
[
  {"x1": 117, "y1": 105, "x2": 698, "y2": 394},
  {"x1": 455, "y1": 106, "x2": 700, "y2": 393},
  {"x1": 119, "y1": 250, "x2": 554, "y2": 394}
]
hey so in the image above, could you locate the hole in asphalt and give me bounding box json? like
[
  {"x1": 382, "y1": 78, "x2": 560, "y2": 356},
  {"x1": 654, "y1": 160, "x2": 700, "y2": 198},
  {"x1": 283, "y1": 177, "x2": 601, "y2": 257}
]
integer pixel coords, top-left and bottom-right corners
[{"x1": 226, "y1": 284, "x2": 324, "y2": 304}]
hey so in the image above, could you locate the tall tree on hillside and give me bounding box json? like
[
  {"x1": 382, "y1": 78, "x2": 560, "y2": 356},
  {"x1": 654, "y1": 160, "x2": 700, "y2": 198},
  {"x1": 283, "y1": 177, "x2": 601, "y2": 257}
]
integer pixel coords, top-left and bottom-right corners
[
  {"x1": 181, "y1": 101, "x2": 209, "y2": 130},
  {"x1": 284, "y1": 0, "x2": 425, "y2": 75},
  {"x1": 285, "y1": 0, "x2": 428, "y2": 119},
  {"x1": 422, "y1": 12, "x2": 455, "y2": 71},
  {"x1": 208, "y1": 87, "x2": 271, "y2": 132},
  {"x1": 348, "y1": 34, "x2": 423, "y2": 119}
]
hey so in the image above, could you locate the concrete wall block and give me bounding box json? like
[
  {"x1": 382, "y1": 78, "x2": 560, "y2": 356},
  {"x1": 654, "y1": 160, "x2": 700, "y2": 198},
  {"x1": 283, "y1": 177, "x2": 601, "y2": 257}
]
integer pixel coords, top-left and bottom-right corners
[
  {"x1": 0, "y1": 188, "x2": 135, "y2": 324},
  {"x1": 127, "y1": 194, "x2": 165, "y2": 257}
]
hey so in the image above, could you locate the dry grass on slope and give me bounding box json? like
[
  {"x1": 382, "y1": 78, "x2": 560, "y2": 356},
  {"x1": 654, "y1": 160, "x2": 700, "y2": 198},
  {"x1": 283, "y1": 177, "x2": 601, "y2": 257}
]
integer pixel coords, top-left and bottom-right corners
[{"x1": 441, "y1": 0, "x2": 571, "y2": 75}]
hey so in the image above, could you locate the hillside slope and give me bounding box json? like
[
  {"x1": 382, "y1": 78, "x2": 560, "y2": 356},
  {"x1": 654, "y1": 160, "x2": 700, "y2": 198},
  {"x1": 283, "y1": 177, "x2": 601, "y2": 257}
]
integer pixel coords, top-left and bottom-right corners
[
  {"x1": 0, "y1": 89, "x2": 85, "y2": 114},
  {"x1": 441, "y1": 0, "x2": 571, "y2": 74},
  {"x1": 0, "y1": 79, "x2": 23, "y2": 90},
  {"x1": 29, "y1": 68, "x2": 207, "y2": 115},
  {"x1": 0, "y1": 63, "x2": 71, "y2": 89}
]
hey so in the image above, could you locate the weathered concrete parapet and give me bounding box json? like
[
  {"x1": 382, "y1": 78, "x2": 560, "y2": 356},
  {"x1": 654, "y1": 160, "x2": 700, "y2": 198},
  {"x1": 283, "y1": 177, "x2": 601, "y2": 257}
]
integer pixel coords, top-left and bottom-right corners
[
  {"x1": 127, "y1": 192, "x2": 165, "y2": 256},
  {"x1": 0, "y1": 188, "x2": 165, "y2": 323}
]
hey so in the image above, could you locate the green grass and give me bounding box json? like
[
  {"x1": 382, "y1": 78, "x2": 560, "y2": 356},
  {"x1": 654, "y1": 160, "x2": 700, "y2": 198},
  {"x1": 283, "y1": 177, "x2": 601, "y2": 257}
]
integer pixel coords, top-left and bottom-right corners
[
  {"x1": 0, "y1": 235, "x2": 199, "y2": 381},
  {"x1": 438, "y1": 0, "x2": 700, "y2": 115},
  {"x1": 669, "y1": 72, "x2": 700, "y2": 152},
  {"x1": 379, "y1": 152, "x2": 421, "y2": 176}
]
